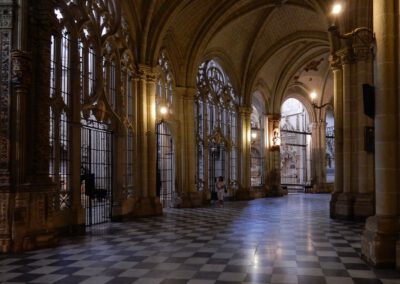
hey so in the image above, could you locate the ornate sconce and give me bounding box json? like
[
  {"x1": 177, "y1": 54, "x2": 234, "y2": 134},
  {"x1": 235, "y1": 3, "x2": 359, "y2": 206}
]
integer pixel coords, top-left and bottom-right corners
[
  {"x1": 156, "y1": 101, "x2": 170, "y2": 123},
  {"x1": 251, "y1": 128, "x2": 258, "y2": 145},
  {"x1": 310, "y1": 91, "x2": 330, "y2": 109},
  {"x1": 270, "y1": 120, "x2": 281, "y2": 151}
]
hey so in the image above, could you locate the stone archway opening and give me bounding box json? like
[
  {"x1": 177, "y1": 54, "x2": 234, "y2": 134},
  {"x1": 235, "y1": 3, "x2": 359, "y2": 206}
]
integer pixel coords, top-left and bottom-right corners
[{"x1": 280, "y1": 98, "x2": 312, "y2": 192}]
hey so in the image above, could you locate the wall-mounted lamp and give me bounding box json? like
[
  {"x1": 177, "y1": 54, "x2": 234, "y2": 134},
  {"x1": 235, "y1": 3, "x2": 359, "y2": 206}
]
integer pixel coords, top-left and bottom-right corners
[
  {"x1": 328, "y1": 2, "x2": 374, "y2": 48},
  {"x1": 331, "y1": 3, "x2": 342, "y2": 15},
  {"x1": 251, "y1": 129, "x2": 258, "y2": 145},
  {"x1": 157, "y1": 102, "x2": 170, "y2": 123},
  {"x1": 271, "y1": 127, "x2": 281, "y2": 149},
  {"x1": 310, "y1": 91, "x2": 329, "y2": 109},
  {"x1": 159, "y1": 105, "x2": 168, "y2": 115}
]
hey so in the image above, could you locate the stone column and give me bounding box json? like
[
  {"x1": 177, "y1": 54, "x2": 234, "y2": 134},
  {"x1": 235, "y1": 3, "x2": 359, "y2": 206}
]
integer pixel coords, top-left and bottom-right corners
[
  {"x1": 176, "y1": 87, "x2": 202, "y2": 207},
  {"x1": 111, "y1": 74, "x2": 128, "y2": 219},
  {"x1": 132, "y1": 65, "x2": 162, "y2": 216},
  {"x1": 236, "y1": 106, "x2": 252, "y2": 200},
  {"x1": 310, "y1": 121, "x2": 327, "y2": 193},
  {"x1": 334, "y1": 50, "x2": 354, "y2": 218},
  {"x1": 266, "y1": 115, "x2": 283, "y2": 196},
  {"x1": 330, "y1": 65, "x2": 344, "y2": 218},
  {"x1": 362, "y1": 0, "x2": 399, "y2": 268},
  {"x1": 353, "y1": 41, "x2": 375, "y2": 219},
  {"x1": 0, "y1": 4, "x2": 17, "y2": 252}
]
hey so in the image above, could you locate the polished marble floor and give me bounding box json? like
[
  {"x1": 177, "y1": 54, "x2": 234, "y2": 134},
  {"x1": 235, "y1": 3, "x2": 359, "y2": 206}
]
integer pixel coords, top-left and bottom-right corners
[{"x1": 1, "y1": 194, "x2": 400, "y2": 284}]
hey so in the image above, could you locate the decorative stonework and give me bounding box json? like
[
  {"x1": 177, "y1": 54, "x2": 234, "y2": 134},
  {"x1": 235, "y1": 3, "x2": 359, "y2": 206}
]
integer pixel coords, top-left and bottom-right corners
[
  {"x1": 0, "y1": 193, "x2": 9, "y2": 234},
  {"x1": 0, "y1": 4, "x2": 12, "y2": 186},
  {"x1": 11, "y1": 51, "x2": 32, "y2": 88}
]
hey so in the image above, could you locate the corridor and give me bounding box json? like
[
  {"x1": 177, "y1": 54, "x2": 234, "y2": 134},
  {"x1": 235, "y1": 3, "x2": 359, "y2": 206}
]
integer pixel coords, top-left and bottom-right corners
[{"x1": 1, "y1": 195, "x2": 399, "y2": 284}]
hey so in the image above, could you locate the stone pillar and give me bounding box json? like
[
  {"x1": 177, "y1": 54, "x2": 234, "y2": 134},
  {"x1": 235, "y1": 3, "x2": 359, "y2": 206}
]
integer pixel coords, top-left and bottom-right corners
[
  {"x1": 334, "y1": 51, "x2": 354, "y2": 219},
  {"x1": 331, "y1": 24, "x2": 375, "y2": 220},
  {"x1": 236, "y1": 106, "x2": 252, "y2": 200},
  {"x1": 362, "y1": 0, "x2": 399, "y2": 268},
  {"x1": 330, "y1": 65, "x2": 344, "y2": 218},
  {"x1": 266, "y1": 115, "x2": 283, "y2": 196},
  {"x1": 132, "y1": 65, "x2": 162, "y2": 217},
  {"x1": 0, "y1": 4, "x2": 16, "y2": 252},
  {"x1": 310, "y1": 121, "x2": 327, "y2": 193},
  {"x1": 176, "y1": 87, "x2": 202, "y2": 207},
  {"x1": 353, "y1": 39, "x2": 375, "y2": 219}
]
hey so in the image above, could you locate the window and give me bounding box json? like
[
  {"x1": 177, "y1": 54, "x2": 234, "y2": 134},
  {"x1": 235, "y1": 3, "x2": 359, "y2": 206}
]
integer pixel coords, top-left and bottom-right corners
[{"x1": 195, "y1": 60, "x2": 238, "y2": 193}]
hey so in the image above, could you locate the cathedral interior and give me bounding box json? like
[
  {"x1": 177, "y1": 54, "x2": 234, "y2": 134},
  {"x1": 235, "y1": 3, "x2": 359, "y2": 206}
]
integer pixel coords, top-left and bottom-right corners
[{"x1": 1, "y1": 0, "x2": 400, "y2": 283}]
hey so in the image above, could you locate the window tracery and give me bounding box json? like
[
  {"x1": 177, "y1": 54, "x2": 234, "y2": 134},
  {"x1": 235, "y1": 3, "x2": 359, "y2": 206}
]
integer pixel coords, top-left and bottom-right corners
[
  {"x1": 50, "y1": 0, "x2": 136, "y2": 206},
  {"x1": 157, "y1": 50, "x2": 174, "y2": 110},
  {"x1": 195, "y1": 60, "x2": 238, "y2": 192},
  {"x1": 49, "y1": 11, "x2": 72, "y2": 210}
]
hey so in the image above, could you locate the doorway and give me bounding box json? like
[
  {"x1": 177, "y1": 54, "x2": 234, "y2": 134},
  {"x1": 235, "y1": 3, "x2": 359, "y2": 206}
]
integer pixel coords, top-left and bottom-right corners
[
  {"x1": 156, "y1": 122, "x2": 175, "y2": 208},
  {"x1": 280, "y1": 98, "x2": 312, "y2": 192},
  {"x1": 80, "y1": 119, "x2": 113, "y2": 225}
]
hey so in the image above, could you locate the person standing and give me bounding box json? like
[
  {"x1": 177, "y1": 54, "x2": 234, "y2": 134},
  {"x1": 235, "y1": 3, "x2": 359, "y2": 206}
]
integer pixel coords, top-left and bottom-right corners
[{"x1": 216, "y1": 176, "x2": 226, "y2": 207}]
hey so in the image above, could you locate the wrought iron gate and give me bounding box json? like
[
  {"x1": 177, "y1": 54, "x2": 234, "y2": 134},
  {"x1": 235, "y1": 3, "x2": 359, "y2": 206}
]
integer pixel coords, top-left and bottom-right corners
[
  {"x1": 81, "y1": 120, "x2": 113, "y2": 225},
  {"x1": 280, "y1": 130, "x2": 311, "y2": 190},
  {"x1": 156, "y1": 122, "x2": 175, "y2": 208},
  {"x1": 326, "y1": 126, "x2": 335, "y2": 183},
  {"x1": 209, "y1": 144, "x2": 226, "y2": 193}
]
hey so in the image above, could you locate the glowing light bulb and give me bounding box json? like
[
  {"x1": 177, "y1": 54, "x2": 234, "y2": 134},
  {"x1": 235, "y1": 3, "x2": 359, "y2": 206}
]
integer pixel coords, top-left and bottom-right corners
[
  {"x1": 310, "y1": 91, "x2": 318, "y2": 101},
  {"x1": 160, "y1": 106, "x2": 168, "y2": 115},
  {"x1": 332, "y1": 3, "x2": 342, "y2": 15}
]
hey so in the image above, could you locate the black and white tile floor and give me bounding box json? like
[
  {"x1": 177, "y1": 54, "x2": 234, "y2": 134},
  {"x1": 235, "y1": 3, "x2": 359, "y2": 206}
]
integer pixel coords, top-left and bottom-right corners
[{"x1": 1, "y1": 194, "x2": 400, "y2": 284}]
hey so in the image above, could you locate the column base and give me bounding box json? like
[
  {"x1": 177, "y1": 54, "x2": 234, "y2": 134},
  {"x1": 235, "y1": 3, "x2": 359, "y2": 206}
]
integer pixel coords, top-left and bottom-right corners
[
  {"x1": 235, "y1": 187, "x2": 252, "y2": 200},
  {"x1": 180, "y1": 191, "x2": 203, "y2": 208},
  {"x1": 131, "y1": 197, "x2": 162, "y2": 217},
  {"x1": 267, "y1": 185, "x2": 285, "y2": 197},
  {"x1": 314, "y1": 183, "x2": 334, "y2": 193},
  {"x1": 333, "y1": 192, "x2": 354, "y2": 219},
  {"x1": 397, "y1": 241, "x2": 400, "y2": 270},
  {"x1": 330, "y1": 191, "x2": 341, "y2": 218},
  {"x1": 249, "y1": 187, "x2": 268, "y2": 199},
  {"x1": 353, "y1": 193, "x2": 374, "y2": 220},
  {"x1": 362, "y1": 215, "x2": 399, "y2": 268}
]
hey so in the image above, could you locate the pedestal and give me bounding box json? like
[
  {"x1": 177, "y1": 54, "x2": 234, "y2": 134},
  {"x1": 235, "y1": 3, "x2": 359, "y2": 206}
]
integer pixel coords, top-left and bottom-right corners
[
  {"x1": 353, "y1": 193, "x2": 374, "y2": 220},
  {"x1": 362, "y1": 216, "x2": 399, "y2": 268},
  {"x1": 334, "y1": 192, "x2": 354, "y2": 219},
  {"x1": 132, "y1": 197, "x2": 162, "y2": 217},
  {"x1": 235, "y1": 187, "x2": 252, "y2": 200}
]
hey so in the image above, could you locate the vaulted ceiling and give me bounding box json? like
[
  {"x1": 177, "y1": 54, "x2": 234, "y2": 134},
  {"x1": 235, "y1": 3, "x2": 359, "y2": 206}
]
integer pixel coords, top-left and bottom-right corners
[{"x1": 122, "y1": 0, "x2": 335, "y2": 116}]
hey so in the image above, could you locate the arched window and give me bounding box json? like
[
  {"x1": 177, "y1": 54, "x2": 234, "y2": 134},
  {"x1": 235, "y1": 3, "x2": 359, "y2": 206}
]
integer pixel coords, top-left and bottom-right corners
[
  {"x1": 51, "y1": 0, "x2": 136, "y2": 224},
  {"x1": 250, "y1": 104, "x2": 264, "y2": 187},
  {"x1": 156, "y1": 51, "x2": 176, "y2": 208},
  {"x1": 157, "y1": 50, "x2": 173, "y2": 107},
  {"x1": 195, "y1": 60, "x2": 238, "y2": 194},
  {"x1": 325, "y1": 108, "x2": 335, "y2": 183},
  {"x1": 49, "y1": 10, "x2": 72, "y2": 210},
  {"x1": 122, "y1": 52, "x2": 135, "y2": 197}
]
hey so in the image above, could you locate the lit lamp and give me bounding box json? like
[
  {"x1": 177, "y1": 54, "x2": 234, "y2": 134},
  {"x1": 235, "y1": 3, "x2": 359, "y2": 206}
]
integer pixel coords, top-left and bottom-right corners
[
  {"x1": 251, "y1": 129, "x2": 258, "y2": 145},
  {"x1": 157, "y1": 102, "x2": 169, "y2": 123},
  {"x1": 310, "y1": 91, "x2": 329, "y2": 109},
  {"x1": 271, "y1": 127, "x2": 280, "y2": 150},
  {"x1": 328, "y1": 2, "x2": 374, "y2": 50},
  {"x1": 331, "y1": 3, "x2": 342, "y2": 15}
]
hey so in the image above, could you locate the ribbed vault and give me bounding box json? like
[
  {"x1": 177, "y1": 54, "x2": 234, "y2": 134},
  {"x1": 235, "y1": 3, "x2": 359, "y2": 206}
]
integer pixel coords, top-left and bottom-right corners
[{"x1": 122, "y1": 0, "x2": 334, "y2": 114}]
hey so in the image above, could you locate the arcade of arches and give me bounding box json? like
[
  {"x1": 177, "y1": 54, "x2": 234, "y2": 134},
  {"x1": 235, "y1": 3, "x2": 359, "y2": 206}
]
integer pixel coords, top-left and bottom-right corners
[{"x1": 1, "y1": 0, "x2": 400, "y2": 270}]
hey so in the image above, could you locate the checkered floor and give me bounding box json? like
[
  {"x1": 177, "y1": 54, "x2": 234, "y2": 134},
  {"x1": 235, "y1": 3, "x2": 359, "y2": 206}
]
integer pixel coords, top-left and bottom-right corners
[{"x1": 1, "y1": 194, "x2": 400, "y2": 284}]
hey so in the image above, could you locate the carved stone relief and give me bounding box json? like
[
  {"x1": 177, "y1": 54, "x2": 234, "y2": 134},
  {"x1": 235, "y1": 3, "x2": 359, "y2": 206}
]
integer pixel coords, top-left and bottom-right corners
[{"x1": 0, "y1": 4, "x2": 12, "y2": 185}]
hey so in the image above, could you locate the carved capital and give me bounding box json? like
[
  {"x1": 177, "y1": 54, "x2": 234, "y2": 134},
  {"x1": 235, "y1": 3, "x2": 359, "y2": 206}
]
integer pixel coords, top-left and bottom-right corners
[
  {"x1": 11, "y1": 50, "x2": 32, "y2": 89},
  {"x1": 329, "y1": 54, "x2": 342, "y2": 71},
  {"x1": 336, "y1": 48, "x2": 355, "y2": 65},
  {"x1": 137, "y1": 64, "x2": 157, "y2": 82},
  {"x1": 0, "y1": 4, "x2": 12, "y2": 29},
  {"x1": 238, "y1": 106, "x2": 252, "y2": 116}
]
